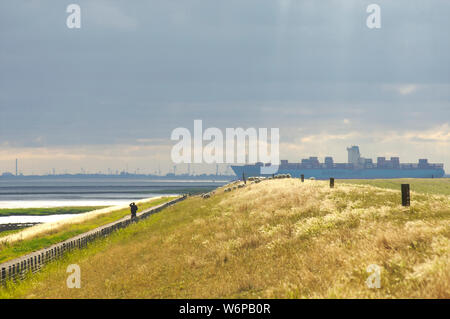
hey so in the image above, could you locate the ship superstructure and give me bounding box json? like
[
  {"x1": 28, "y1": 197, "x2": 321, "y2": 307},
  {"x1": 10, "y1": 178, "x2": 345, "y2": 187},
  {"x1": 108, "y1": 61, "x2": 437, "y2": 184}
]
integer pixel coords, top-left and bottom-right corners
[{"x1": 231, "y1": 146, "x2": 445, "y2": 179}]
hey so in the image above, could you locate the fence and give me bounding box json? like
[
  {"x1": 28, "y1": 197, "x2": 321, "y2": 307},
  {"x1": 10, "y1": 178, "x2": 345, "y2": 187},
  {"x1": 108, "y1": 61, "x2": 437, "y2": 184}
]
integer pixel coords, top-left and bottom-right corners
[{"x1": 0, "y1": 195, "x2": 187, "y2": 285}]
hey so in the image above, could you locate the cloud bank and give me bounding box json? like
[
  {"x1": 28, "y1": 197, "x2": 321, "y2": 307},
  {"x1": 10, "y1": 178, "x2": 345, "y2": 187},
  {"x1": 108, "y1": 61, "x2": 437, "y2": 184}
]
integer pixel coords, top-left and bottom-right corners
[{"x1": 0, "y1": 0, "x2": 449, "y2": 173}]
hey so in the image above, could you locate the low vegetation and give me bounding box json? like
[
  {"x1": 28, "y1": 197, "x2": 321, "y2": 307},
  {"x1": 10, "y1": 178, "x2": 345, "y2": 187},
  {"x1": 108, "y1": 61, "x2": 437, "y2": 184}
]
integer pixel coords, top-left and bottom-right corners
[
  {"x1": 0, "y1": 196, "x2": 176, "y2": 263},
  {"x1": 1, "y1": 179, "x2": 448, "y2": 298},
  {"x1": 343, "y1": 178, "x2": 450, "y2": 196},
  {"x1": 0, "y1": 207, "x2": 107, "y2": 217}
]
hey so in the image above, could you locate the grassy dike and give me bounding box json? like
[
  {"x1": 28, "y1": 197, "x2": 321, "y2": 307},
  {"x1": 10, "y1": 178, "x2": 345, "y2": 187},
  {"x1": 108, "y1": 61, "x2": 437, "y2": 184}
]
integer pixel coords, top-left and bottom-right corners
[
  {"x1": 0, "y1": 196, "x2": 176, "y2": 264},
  {"x1": 0, "y1": 179, "x2": 449, "y2": 299}
]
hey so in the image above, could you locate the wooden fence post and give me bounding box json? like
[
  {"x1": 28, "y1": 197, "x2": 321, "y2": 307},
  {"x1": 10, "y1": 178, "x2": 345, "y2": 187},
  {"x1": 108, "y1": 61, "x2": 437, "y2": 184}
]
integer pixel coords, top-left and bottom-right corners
[
  {"x1": 330, "y1": 178, "x2": 335, "y2": 188},
  {"x1": 301, "y1": 174, "x2": 304, "y2": 182},
  {"x1": 401, "y1": 184, "x2": 410, "y2": 206}
]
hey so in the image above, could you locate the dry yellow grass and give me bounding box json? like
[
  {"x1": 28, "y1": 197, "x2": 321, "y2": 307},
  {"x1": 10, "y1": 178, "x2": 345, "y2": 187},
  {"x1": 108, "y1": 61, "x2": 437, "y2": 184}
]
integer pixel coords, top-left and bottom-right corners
[{"x1": 1, "y1": 179, "x2": 449, "y2": 299}]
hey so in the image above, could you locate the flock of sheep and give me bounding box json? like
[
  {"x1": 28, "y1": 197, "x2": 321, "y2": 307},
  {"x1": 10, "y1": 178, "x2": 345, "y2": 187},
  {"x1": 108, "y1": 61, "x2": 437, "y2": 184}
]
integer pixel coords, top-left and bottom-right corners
[{"x1": 201, "y1": 173, "x2": 295, "y2": 199}]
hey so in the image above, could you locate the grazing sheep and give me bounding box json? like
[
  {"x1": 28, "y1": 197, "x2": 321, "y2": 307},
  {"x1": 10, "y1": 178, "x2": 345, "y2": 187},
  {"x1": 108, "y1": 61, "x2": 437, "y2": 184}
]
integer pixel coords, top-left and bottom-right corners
[
  {"x1": 202, "y1": 193, "x2": 211, "y2": 199},
  {"x1": 273, "y1": 173, "x2": 291, "y2": 179},
  {"x1": 309, "y1": 177, "x2": 316, "y2": 180}
]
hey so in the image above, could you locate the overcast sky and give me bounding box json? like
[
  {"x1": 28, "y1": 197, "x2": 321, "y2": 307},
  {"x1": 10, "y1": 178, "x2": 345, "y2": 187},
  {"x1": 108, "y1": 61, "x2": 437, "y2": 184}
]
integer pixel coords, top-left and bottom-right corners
[{"x1": 0, "y1": 0, "x2": 449, "y2": 174}]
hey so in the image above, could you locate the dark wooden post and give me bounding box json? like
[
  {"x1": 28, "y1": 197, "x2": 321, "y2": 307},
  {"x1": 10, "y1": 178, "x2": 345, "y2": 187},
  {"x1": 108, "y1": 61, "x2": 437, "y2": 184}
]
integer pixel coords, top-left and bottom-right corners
[
  {"x1": 301, "y1": 174, "x2": 304, "y2": 182},
  {"x1": 330, "y1": 178, "x2": 335, "y2": 188},
  {"x1": 242, "y1": 172, "x2": 246, "y2": 184},
  {"x1": 401, "y1": 184, "x2": 410, "y2": 207}
]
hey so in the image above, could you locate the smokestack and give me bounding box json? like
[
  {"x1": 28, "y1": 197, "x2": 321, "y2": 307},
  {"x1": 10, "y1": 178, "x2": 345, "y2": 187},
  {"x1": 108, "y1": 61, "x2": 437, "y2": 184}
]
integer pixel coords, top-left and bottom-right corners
[{"x1": 15, "y1": 159, "x2": 18, "y2": 176}]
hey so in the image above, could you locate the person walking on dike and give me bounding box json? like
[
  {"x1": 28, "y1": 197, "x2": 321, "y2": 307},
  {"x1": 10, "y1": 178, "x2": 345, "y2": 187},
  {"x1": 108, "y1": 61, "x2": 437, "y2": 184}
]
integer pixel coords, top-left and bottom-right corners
[{"x1": 130, "y1": 202, "x2": 138, "y2": 220}]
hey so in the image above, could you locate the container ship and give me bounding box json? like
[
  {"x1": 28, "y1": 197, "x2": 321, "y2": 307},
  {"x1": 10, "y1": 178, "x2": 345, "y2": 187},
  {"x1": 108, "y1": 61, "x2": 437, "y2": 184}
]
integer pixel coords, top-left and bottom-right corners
[{"x1": 231, "y1": 146, "x2": 445, "y2": 179}]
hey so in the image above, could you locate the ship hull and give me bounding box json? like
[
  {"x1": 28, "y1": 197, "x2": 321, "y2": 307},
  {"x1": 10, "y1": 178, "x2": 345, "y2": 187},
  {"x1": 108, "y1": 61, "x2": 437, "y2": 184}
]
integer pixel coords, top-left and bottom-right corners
[{"x1": 231, "y1": 165, "x2": 445, "y2": 180}]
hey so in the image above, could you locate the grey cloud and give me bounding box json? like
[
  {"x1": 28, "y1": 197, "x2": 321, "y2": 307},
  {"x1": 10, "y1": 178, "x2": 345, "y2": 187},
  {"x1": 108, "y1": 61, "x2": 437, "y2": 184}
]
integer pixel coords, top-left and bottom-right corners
[{"x1": 0, "y1": 0, "x2": 449, "y2": 172}]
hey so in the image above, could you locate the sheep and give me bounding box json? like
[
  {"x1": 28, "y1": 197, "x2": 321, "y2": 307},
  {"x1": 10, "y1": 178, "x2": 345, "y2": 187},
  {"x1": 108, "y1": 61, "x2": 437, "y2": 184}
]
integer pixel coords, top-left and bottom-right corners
[{"x1": 273, "y1": 173, "x2": 291, "y2": 179}]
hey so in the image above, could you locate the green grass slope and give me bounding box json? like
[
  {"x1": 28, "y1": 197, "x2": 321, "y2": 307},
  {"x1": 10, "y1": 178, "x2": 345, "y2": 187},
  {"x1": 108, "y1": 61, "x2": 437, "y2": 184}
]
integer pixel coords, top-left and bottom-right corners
[
  {"x1": 0, "y1": 207, "x2": 107, "y2": 217},
  {"x1": 342, "y1": 178, "x2": 450, "y2": 196}
]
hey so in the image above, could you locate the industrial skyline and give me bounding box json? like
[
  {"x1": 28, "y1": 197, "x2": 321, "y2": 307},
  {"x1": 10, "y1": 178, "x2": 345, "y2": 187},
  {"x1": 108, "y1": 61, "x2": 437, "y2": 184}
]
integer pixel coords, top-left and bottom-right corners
[{"x1": 1, "y1": 158, "x2": 235, "y2": 177}]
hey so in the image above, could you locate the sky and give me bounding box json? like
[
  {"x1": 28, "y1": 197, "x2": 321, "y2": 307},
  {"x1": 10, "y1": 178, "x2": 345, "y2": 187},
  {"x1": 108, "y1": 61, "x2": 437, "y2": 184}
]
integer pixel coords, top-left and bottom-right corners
[{"x1": 0, "y1": 0, "x2": 449, "y2": 175}]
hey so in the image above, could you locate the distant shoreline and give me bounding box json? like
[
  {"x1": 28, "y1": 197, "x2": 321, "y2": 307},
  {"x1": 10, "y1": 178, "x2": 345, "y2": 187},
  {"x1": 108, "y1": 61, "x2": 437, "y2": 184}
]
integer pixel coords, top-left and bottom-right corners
[
  {"x1": 0, "y1": 174, "x2": 236, "y2": 181},
  {"x1": 0, "y1": 206, "x2": 108, "y2": 217}
]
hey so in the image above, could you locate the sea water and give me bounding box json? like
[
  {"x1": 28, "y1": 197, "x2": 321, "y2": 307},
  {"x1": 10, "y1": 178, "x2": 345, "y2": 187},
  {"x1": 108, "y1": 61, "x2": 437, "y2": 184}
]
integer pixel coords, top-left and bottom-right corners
[{"x1": 0, "y1": 177, "x2": 227, "y2": 224}]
